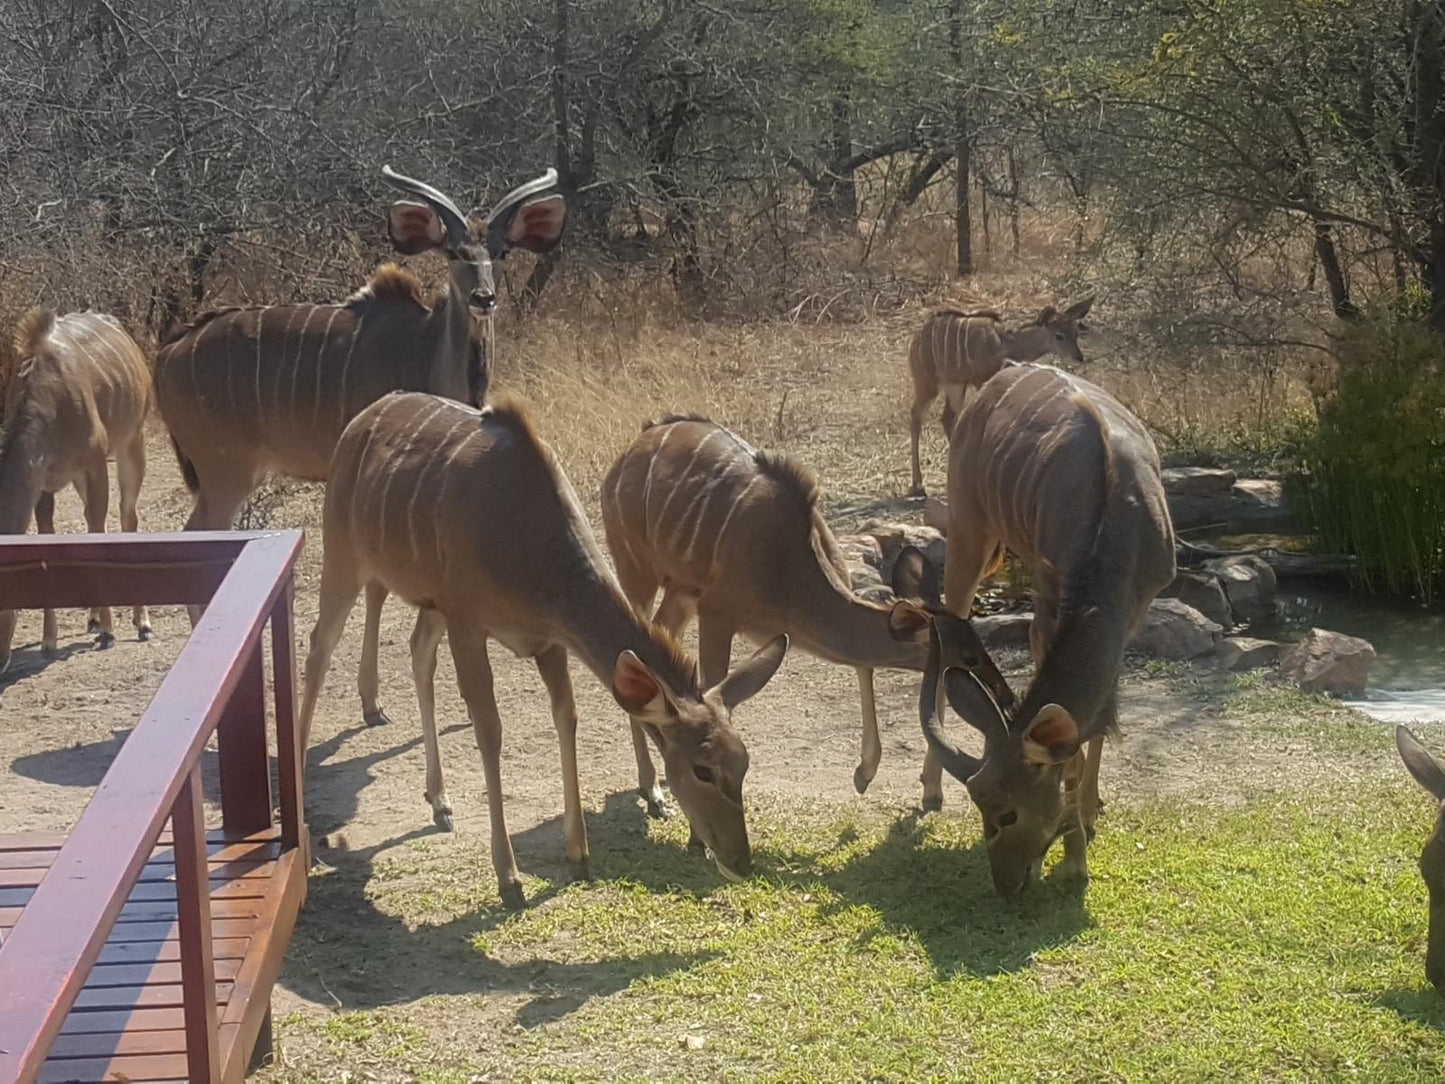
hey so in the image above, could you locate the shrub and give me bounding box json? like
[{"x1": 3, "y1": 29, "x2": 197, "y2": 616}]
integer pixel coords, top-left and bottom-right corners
[{"x1": 1305, "y1": 314, "x2": 1445, "y2": 605}]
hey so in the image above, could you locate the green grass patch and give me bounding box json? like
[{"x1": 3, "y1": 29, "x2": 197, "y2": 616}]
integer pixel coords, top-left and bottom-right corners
[{"x1": 267, "y1": 782, "x2": 1445, "y2": 1082}]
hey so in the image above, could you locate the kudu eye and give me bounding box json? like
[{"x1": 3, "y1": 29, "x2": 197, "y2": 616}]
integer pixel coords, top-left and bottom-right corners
[
  {"x1": 692, "y1": 764, "x2": 716, "y2": 784},
  {"x1": 998, "y1": 810, "x2": 1018, "y2": 827}
]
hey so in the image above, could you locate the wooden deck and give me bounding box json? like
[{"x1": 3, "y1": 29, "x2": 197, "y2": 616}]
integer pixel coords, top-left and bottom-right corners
[
  {"x1": 0, "y1": 532, "x2": 307, "y2": 1084},
  {"x1": 1, "y1": 828, "x2": 304, "y2": 1083}
]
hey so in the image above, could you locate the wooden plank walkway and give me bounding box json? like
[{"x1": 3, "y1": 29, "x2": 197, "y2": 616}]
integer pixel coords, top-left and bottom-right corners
[{"x1": 1, "y1": 829, "x2": 305, "y2": 1083}]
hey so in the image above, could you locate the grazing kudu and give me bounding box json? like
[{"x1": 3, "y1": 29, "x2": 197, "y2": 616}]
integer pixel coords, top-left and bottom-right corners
[
  {"x1": 0, "y1": 310, "x2": 152, "y2": 670},
  {"x1": 296, "y1": 392, "x2": 788, "y2": 908},
  {"x1": 907, "y1": 297, "x2": 1094, "y2": 496},
  {"x1": 153, "y1": 166, "x2": 565, "y2": 719},
  {"x1": 1395, "y1": 725, "x2": 1445, "y2": 989},
  {"x1": 898, "y1": 362, "x2": 1174, "y2": 896},
  {"x1": 601, "y1": 414, "x2": 1012, "y2": 809}
]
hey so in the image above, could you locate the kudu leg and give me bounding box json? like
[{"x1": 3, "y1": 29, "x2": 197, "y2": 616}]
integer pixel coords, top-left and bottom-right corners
[
  {"x1": 181, "y1": 478, "x2": 254, "y2": 626},
  {"x1": 855, "y1": 667, "x2": 882, "y2": 795},
  {"x1": 35, "y1": 492, "x2": 59, "y2": 658},
  {"x1": 358, "y1": 580, "x2": 392, "y2": 727},
  {"x1": 297, "y1": 560, "x2": 365, "y2": 754},
  {"x1": 410, "y1": 607, "x2": 451, "y2": 830},
  {"x1": 908, "y1": 388, "x2": 935, "y2": 498},
  {"x1": 535, "y1": 643, "x2": 590, "y2": 880},
  {"x1": 629, "y1": 586, "x2": 699, "y2": 820},
  {"x1": 448, "y1": 625, "x2": 526, "y2": 910},
  {"x1": 115, "y1": 432, "x2": 152, "y2": 641},
  {"x1": 77, "y1": 464, "x2": 115, "y2": 647}
]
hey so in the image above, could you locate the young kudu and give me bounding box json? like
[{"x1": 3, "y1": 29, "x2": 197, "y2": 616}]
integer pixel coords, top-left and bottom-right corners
[
  {"x1": 154, "y1": 166, "x2": 565, "y2": 717},
  {"x1": 297, "y1": 393, "x2": 788, "y2": 909},
  {"x1": 897, "y1": 362, "x2": 1174, "y2": 896},
  {"x1": 907, "y1": 298, "x2": 1094, "y2": 497},
  {"x1": 1396, "y1": 725, "x2": 1445, "y2": 989},
  {"x1": 0, "y1": 310, "x2": 152, "y2": 670},
  {"x1": 601, "y1": 414, "x2": 1012, "y2": 809}
]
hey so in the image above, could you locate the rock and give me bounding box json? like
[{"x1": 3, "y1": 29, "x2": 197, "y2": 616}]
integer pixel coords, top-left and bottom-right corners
[
  {"x1": 923, "y1": 495, "x2": 950, "y2": 534},
  {"x1": 836, "y1": 533, "x2": 884, "y2": 572},
  {"x1": 1215, "y1": 636, "x2": 1284, "y2": 672},
  {"x1": 1160, "y1": 570, "x2": 1233, "y2": 629},
  {"x1": 1203, "y1": 554, "x2": 1278, "y2": 622},
  {"x1": 1167, "y1": 477, "x2": 1296, "y2": 533},
  {"x1": 862, "y1": 520, "x2": 946, "y2": 582},
  {"x1": 974, "y1": 612, "x2": 1034, "y2": 649},
  {"x1": 1162, "y1": 466, "x2": 1237, "y2": 496},
  {"x1": 1279, "y1": 628, "x2": 1377, "y2": 695},
  {"x1": 1129, "y1": 598, "x2": 1222, "y2": 659}
]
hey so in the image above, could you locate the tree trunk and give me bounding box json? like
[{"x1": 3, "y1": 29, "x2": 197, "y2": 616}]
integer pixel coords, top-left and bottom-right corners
[
  {"x1": 1006, "y1": 145, "x2": 1021, "y2": 256},
  {"x1": 1312, "y1": 218, "x2": 1357, "y2": 320},
  {"x1": 949, "y1": 0, "x2": 972, "y2": 276},
  {"x1": 810, "y1": 88, "x2": 858, "y2": 225},
  {"x1": 522, "y1": 0, "x2": 573, "y2": 314}
]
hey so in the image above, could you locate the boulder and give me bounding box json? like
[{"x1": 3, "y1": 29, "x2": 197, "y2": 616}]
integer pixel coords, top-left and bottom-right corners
[
  {"x1": 1129, "y1": 598, "x2": 1223, "y2": 659},
  {"x1": 861, "y1": 520, "x2": 946, "y2": 582},
  {"x1": 1204, "y1": 554, "x2": 1277, "y2": 622},
  {"x1": 1279, "y1": 628, "x2": 1377, "y2": 695},
  {"x1": 974, "y1": 612, "x2": 1034, "y2": 650},
  {"x1": 1161, "y1": 570, "x2": 1233, "y2": 629},
  {"x1": 836, "y1": 533, "x2": 884, "y2": 572},
  {"x1": 1162, "y1": 466, "x2": 1237, "y2": 496},
  {"x1": 1167, "y1": 477, "x2": 1296, "y2": 533},
  {"x1": 1215, "y1": 636, "x2": 1284, "y2": 672},
  {"x1": 923, "y1": 496, "x2": 950, "y2": 534}
]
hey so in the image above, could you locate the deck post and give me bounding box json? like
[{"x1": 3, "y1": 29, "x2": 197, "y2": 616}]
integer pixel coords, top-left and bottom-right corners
[
  {"x1": 272, "y1": 582, "x2": 306, "y2": 854},
  {"x1": 174, "y1": 763, "x2": 222, "y2": 1082},
  {"x1": 218, "y1": 638, "x2": 273, "y2": 835}
]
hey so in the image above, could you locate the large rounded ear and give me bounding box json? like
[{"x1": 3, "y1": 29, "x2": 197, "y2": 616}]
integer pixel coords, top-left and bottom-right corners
[
  {"x1": 1037, "y1": 305, "x2": 1058, "y2": 325},
  {"x1": 387, "y1": 201, "x2": 446, "y2": 255},
  {"x1": 711, "y1": 634, "x2": 788, "y2": 710},
  {"x1": 888, "y1": 599, "x2": 931, "y2": 644},
  {"x1": 943, "y1": 668, "x2": 1006, "y2": 737},
  {"x1": 1020, "y1": 704, "x2": 1081, "y2": 765},
  {"x1": 612, "y1": 650, "x2": 676, "y2": 726},
  {"x1": 891, "y1": 545, "x2": 940, "y2": 605},
  {"x1": 486, "y1": 169, "x2": 567, "y2": 257},
  {"x1": 1062, "y1": 295, "x2": 1095, "y2": 321},
  {"x1": 1398, "y1": 725, "x2": 1445, "y2": 801}
]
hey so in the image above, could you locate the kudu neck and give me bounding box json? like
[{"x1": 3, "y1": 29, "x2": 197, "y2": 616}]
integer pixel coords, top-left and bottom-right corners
[
  {"x1": 1015, "y1": 599, "x2": 1130, "y2": 738},
  {"x1": 0, "y1": 414, "x2": 44, "y2": 534},
  {"x1": 562, "y1": 569, "x2": 699, "y2": 701},
  {"x1": 787, "y1": 557, "x2": 923, "y2": 670},
  {"x1": 998, "y1": 324, "x2": 1051, "y2": 362}
]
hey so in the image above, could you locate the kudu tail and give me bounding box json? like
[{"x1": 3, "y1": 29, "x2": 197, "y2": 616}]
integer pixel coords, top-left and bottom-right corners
[{"x1": 171, "y1": 435, "x2": 200, "y2": 493}]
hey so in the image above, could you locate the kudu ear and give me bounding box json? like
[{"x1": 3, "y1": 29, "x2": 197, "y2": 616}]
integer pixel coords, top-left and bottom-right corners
[
  {"x1": 486, "y1": 169, "x2": 566, "y2": 258},
  {"x1": 710, "y1": 634, "x2": 788, "y2": 711},
  {"x1": 1062, "y1": 295, "x2": 1095, "y2": 321},
  {"x1": 611, "y1": 650, "x2": 677, "y2": 725},
  {"x1": 387, "y1": 201, "x2": 447, "y2": 255},
  {"x1": 1021, "y1": 704, "x2": 1081, "y2": 765},
  {"x1": 891, "y1": 545, "x2": 940, "y2": 605},
  {"x1": 943, "y1": 668, "x2": 1007, "y2": 737},
  {"x1": 1037, "y1": 305, "x2": 1058, "y2": 325},
  {"x1": 1397, "y1": 726, "x2": 1445, "y2": 801},
  {"x1": 888, "y1": 599, "x2": 931, "y2": 644}
]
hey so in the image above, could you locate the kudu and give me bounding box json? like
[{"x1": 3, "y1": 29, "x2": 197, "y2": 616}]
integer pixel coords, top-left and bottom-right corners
[
  {"x1": 0, "y1": 310, "x2": 152, "y2": 670},
  {"x1": 907, "y1": 298, "x2": 1094, "y2": 497},
  {"x1": 896, "y1": 362, "x2": 1175, "y2": 896},
  {"x1": 296, "y1": 392, "x2": 788, "y2": 909},
  {"x1": 154, "y1": 165, "x2": 565, "y2": 717},
  {"x1": 1396, "y1": 725, "x2": 1445, "y2": 989},
  {"x1": 601, "y1": 414, "x2": 1012, "y2": 811}
]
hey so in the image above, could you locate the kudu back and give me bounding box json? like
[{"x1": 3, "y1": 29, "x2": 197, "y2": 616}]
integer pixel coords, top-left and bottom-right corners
[
  {"x1": 0, "y1": 310, "x2": 152, "y2": 669},
  {"x1": 906, "y1": 362, "x2": 1175, "y2": 896},
  {"x1": 906, "y1": 297, "x2": 1093, "y2": 496}
]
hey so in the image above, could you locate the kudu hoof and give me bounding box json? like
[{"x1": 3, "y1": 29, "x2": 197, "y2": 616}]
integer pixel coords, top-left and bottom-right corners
[
  {"x1": 433, "y1": 808, "x2": 455, "y2": 833},
  {"x1": 1084, "y1": 823, "x2": 1097, "y2": 844},
  {"x1": 569, "y1": 856, "x2": 592, "y2": 883},
  {"x1": 642, "y1": 793, "x2": 672, "y2": 820},
  {"x1": 41, "y1": 643, "x2": 59, "y2": 659},
  {"x1": 87, "y1": 617, "x2": 101, "y2": 634},
  {"x1": 96, "y1": 632, "x2": 115, "y2": 650},
  {"x1": 853, "y1": 763, "x2": 875, "y2": 795},
  {"x1": 686, "y1": 830, "x2": 707, "y2": 855},
  {"x1": 499, "y1": 880, "x2": 527, "y2": 911},
  {"x1": 907, "y1": 484, "x2": 927, "y2": 499},
  {"x1": 137, "y1": 626, "x2": 154, "y2": 642},
  {"x1": 363, "y1": 709, "x2": 391, "y2": 728},
  {"x1": 919, "y1": 794, "x2": 943, "y2": 814}
]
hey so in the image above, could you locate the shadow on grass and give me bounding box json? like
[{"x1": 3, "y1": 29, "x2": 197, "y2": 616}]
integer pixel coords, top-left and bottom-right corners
[{"x1": 1376, "y1": 986, "x2": 1445, "y2": 1030}]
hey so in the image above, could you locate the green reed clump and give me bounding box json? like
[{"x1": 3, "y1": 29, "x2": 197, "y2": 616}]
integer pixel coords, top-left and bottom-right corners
[{"x1": 1305, "y1": 314, "x2": 1445, "y2": 605}]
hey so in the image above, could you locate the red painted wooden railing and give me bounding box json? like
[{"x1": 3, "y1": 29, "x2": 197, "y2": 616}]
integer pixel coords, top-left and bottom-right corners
[{"x1": 0, "y1": 531, "x2": 305, "y2": 1083}]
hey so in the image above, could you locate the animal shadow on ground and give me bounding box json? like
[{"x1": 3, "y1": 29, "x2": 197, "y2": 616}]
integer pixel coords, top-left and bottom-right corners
[
  {"x1": 1376, "y1": 986, "x2": 1445, "y2": 1031},
  {"x1": 12, "y1": 728, "x2": 222, "y2": 795},
  {"x1": 576, "y1": 794, "x2": 1095, "y2": 979},
  {"x1": 0, "y1": 639, "x2": 96, "y2": 693}
]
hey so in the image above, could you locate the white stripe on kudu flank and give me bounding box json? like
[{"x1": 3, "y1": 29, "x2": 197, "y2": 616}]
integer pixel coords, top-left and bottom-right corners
[
  {"x1": 312, "y1": 308, "x2": 344, "y2": 431},
  {"x1": 652, "y1": 429, "x2": 721, "y2": 541},
  {"x1": 409, "y1": 414, "x2": 471, "y2": 561},
  {"x1": 337, "y1": 312, "x2": 368, "y2": 431},
  {"x1": 187, "y1": 316, "x2": 215, "y2": 409},
  {"x1": 289, "y1": 308, "x2": 320, "y2": 422},
  {"x1": 375, "y1": 400, "x2": 443, "y2": 553},
  {"x1": 272, "y1": 307, "x2": 301, "y2": 426},
  {"x1": 672, "y1": 451, "x2": 737, "y2": 556},
  {"x1": 641, "y1": 422, "x2": 680, "y2": 538},
  {"x1": 708, "y1": 473, "x2": 759, "y2": 572},
  {"x1": 434, "y1": 408, "x2": 486, "y2": 565}
]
